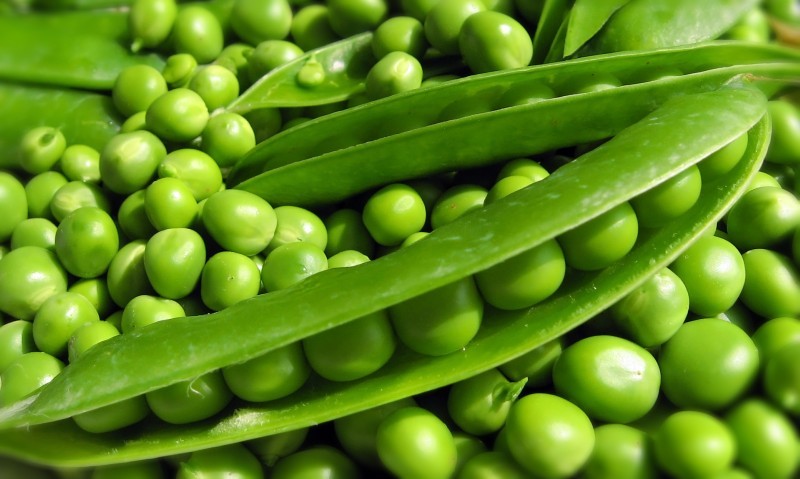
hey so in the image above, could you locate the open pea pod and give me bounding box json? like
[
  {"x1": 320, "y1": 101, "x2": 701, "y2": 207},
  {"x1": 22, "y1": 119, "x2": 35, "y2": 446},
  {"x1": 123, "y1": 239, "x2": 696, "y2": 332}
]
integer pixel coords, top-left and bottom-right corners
[
  {"x1": 227, "y1": 41, "x2": 800, "y2": 189},
  {"x1": 0, "y1": 88, "x2": 770, "y2": 467},
  {"x1": 0, "y1": 86, "x2": 767, "y2": 436},
  {"x1": 0, "y1": 81, "x2": 122, "y2": 170},
  {"x1": 531, "y1": 0, "x2": 570, "y2": 64},
  {"x1": 583, "y1": 0, "x2": 759, "y2": 54},
  {"x1": 563, "y1": 0, "x2": 631, "y2": 57},
  {"x1": 0, "y1": 8, "x2": 163, "y2": 90}
]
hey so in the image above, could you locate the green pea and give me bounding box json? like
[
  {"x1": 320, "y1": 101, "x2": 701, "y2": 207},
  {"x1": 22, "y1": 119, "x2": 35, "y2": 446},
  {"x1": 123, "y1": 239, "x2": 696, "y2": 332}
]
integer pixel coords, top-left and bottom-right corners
[
  {"x1": 332, "y1": 398, "x2": 415, "y2": 468},
  {"x1": 654, "y1": 410, "x2": 736, "y2": 479},
  {"x1": 726, "y1": 186, "x2": 800, "y2": 251},
  {"x1": 303, "y1": 309, "x2": 396, "y2": 381},
  {"x1": 0, "y1": 246, "x2": 68, "y2": 321},
  {"x1": 670, "y1": 235, "x2": 745, "y2": 317},
  {"x1": 10, "y1": 218, "x2": 56, "y2": 251},
  {"x1": 564, "y1": 72, "x2": 623, "y2": 95},
  {"x1": 23, "y1": 171, "x2": 65, "y2": 221},
  {"x1": 327, "y1": 250, "x2": 370, "y2": 268},
  {"x1": 129, "y1": 0, "x2": 177, "y2": 52},
  {"x1": 372, "y1": 16, "x2": 428, "y2": 59},
  {"x1": 121, "y1": 294, "x2": 185, "y2": 333},
  {"x1": 106, "y1": 240, "x2": 154, "y2": 308},
  {"x1": 553, "y1": 335, "x2": 661, "y2": 423},
  {"x1": 146, "y1": 370, "x2": 232, "y2": 424},
  {"x1": 699, "y1": 132, "x2": 748, "y2": 181},
  {"x1": 157, "y1": 149, "x2": 222, "y2": 202},
  {"x1": 188, "y1": 65, "x2": 240, "y2": 112},
  {"x1": 172, "y1": 6, "x2": 224, "y2": 64},
  {"x1": 0, "y1": 352, "x2": 64, "y2": 407},
  {"x1": 725, "y1": 399, "x2": 799, "y2": 479},
  {"x1": 290, "y1": 4, "x2": 339, "y2": 51},
  {"x1": 120, "y1": 111, "x2": 148, "y2": 133},
  {"x1": 118, "y1": 190, "x2": 157, "y2": 241},
  {"x1": 144, "y1": 228, "x2": 206, "y2": 299},
  {"x1": 0, "y1": 320, "x2": 36, "y2": 373},
  {"x1": 55, "y1": 206, "x2": 119, "y2": 278},
  {"x1": 271, "y1": 446, "x2": 357, "y2": 479},
  {"x1": 504, "y1": 393, "x2": 595, "y2": 478},
  {"x1": 328, "y1": 0, "x2": 389, "y2": 37},
  {"x1": 50, "y1": 180, "x2": 111, "y2": 223},
  {"x1": 176, "y1": 444, "x2": 264, "y2": 479},
  {"x1": 424, "y1": 0, "x2": 486, "y2": 54},
  {"x1": 146, "y1": 88, "x2": 210, "y2": 143},
  {"x1": 377, "y1": 406, "x2": 457, "y2": 479},
  {"x1": 60, "y1": 144, "x2": 101, "y2": 183},
  {"x1": 32, "y1": 291, "x2": 99, "y2": 357},
  {"x1": 0, "y1": 172, "x2": 27, "y2": 245},
  {"x1": 267, "y1": 205, "x2": 328, "y2": 252},
  {"x1": 474, "y1": 238, "x2": 565, "y2": 310},
  {"x1": 144, "y1": 178, "x2": 198, "y2": 231},
  {"x1": 609, "y1": 268, "x2": 689, "y2": 348},
  {"x1": 19, "y1": 126, "x2": 66, "y2": 175},
  {"x1": 459, "y1": 11, "x2": 532, "y2": 73},
  {"x1": 261, "y1": 242, "x2": 328, "y2": 291},
  {"x1": 215, "y1": 43, "x2": 254, "y2": 78},
  {"x1": 751, "y1": 317, "x2": 800, "y2": 367},
  {"x1": 363, "y1": 183, "x2": 426, "y2": 246},
  {"x1": 91, "y1": 460, "x2": 165, "y2": 479},
  {"x1": 365, "y1": 51, "x2": 423, "y2": 100},
  {"x1": 162, "y1": 53, "x2": 198, "y2": 89},
  {"x1": 68, "y1": 277, "x2": 115, "y2": 319},
  {"x1": 430, "y1": 184, "x2": 487, "y2": 229},
  {"x1": 458, "y1": 451, "x2": 529, "y2": 479},
  {"x1": 247, "y1": 39, "x2": 304, "y2": 83},
  {"x1": 763, "y1": 342, "x2": 800, "y2": 416},
  {"x1": 324, "y1": 208, "x2": 375, "y2": 258},
  {"x1": 400, "y1": 0, "x2": 438, "y2": 21},
  {"x1": 582, "y1": 424, "x2": 658, "y2": 479},
  {"x1": 67, "y1": 320, "x2": 119, "y2": 363},
  {"x1": 389, "y1": 275, "x2": 482, "y2": 356},
  {"x1": 631, "y1": 165, "x2": 702, "y2": 228},
  {"x1": 201, "y1": 112, "x2": 257, "y2": 168},
  {"x1": 498, "y1": 337, "x2": 562, "y2": 388},
  {"x1": 231, "y1": 0, "x2": 292, "y2": 46},
  {"x1": 200, "y1": 251, "x2": 261, "y2": 311},
  {"x1": 246, "y1": 427, "x2": 308, "y2": 467},
  {"x1": 99, "y1": 130, "x2": 166, "y2": 195},
  {"x1": 558, "y1": 202, "x2": 639, "y2": 271},
  {"x1": 452, "y1": 432, "x2": 487, "y2": 476},
  {"x1": 740, "y1": 248, "x2": 800, "y2": 319},
  {"x1": 483, "y1": 175, "x2": 533, "y2": 205},
  {"x1": 112, "y1": 65, "x2": 168, "y2": 118},
  {"x1": 222, "y1": 342, "x2": 310, "y2": 402},
  {"x1": 766, "y1": 100, "x2": 800, "y2": 165},
  {"x1": 497, "y1": 159, "x2": 550, "y2": 182},
  {"x1": 447, "y1": 369, "x2": 526, "y2": 436},
  {"x1": 202, "y1": 189, "x2": 277, "y2": 255},
  {"x1": 724, "y1": 7, "x2": 771, "y2": 42},
  {"x1": 659, "y1": 318, "x2": 759, "y2": 411}
]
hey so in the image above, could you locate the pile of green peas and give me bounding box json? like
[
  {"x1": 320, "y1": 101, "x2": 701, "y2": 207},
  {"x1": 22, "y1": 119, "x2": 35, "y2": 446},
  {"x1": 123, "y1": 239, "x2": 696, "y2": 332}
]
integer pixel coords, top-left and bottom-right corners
[{"x1": 0, "y1": 0, "x2": 800, "y2": 477}]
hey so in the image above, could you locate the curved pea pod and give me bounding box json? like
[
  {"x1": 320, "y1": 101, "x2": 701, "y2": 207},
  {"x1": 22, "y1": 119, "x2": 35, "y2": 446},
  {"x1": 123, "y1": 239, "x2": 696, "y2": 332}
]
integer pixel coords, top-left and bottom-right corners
[
  {"x1": 583, "y1": 0, "x2": 759, "y2": 54},
  {"x1": 531, "y1": 0, "x2": 570, "y2": 64},
  {"x1": 563, "y1": 0, "x2": 632, "y2": 57},
  {"x1": 228, "y1": 43, "x2": 800, "y2": 206},
  {"x1": 0, "y1": 88, "x2": 769, "y2": 467},
  {"x1": 0, "y1": 9, "x2": 163, "y2": 90},
  {"x1": 0, "y1": 82, "x2": 121, "y2": 170}
]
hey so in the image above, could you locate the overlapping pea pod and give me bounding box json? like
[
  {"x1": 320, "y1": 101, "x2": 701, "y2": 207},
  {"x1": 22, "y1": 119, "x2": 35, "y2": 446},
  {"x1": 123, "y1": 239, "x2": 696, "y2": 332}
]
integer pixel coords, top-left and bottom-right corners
[
  {"x1": 227, "y1": 41, "x2": 800, "y2": 205},
  {"x1": 0, "y1": 86, "x2": 770, "y2": 466},
  {"x1": 0, "y1": 82, "x2": 121, "y2": 169}
]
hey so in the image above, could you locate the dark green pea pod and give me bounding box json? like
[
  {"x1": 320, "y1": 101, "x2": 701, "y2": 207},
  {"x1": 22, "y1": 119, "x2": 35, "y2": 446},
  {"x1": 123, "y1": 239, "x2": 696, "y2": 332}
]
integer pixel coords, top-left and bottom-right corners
[
  {"x1": 29, "y1": 0, "x2": 132, "y2": 10},
  {"x1": 228, "y1": 42, "x2": 800, "y2": 201},
  {"x1": 0, "y1": 86, "x2": 766, "y2": 436},
  {"x1": 0, "y1": 81, "x2": 121, "y2": 170},
  {"x1": 563, "y1": 0, "x2": 631, "y2": 57},
  {"x1": 583, "y1": 0, "x2": 759, "y2": 54},
  {"x1": 531, "y1": 0, "x2": 569, "y2": 64},
  {"x1": 0, "y1": 87, "x2": 770, "y2": 467},
  {"x1": 0, "y1": 9, "x2": 163, "y2": 90}
]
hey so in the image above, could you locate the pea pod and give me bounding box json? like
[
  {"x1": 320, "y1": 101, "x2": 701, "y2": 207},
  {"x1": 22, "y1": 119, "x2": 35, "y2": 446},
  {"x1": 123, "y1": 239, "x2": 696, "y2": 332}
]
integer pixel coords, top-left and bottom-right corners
[
  {"x1": 29, "y1": 0, "x2": 132, "y2": 10},
  {"x1": 531, "y1": 0, "x2": 569, "y2": 64},
  {"x1": 0, "y1": 88, "x2": 770, "y2": 466},
  {"x1": 0, "y1": 9, "x2": 163, "y2": 90},
  {"x1": 228, "y1": 42, "x2": 800, "y2": 190},
  {"x1": 563, "y1": 0, "x2": 631, "y2": 57},
  {"x1": 584, "y1": 0, "x2": 759, "y2": 54},
  {"x1": 0, "y1": 81, "x2": 121, "y2": 170},
  {"x1": 0, "y1": 86, "x2": 767, "y2": 435}
]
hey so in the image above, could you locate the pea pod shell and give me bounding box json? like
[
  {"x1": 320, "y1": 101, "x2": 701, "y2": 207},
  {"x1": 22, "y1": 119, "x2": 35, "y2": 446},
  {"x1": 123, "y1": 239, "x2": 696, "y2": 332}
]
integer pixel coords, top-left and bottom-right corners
[
  {"x1": 563, "y1": 0, "x2": 631, "y2": 56},
  {"x1": 0, "y1": 89, "x2": 770, "y2": 466}
]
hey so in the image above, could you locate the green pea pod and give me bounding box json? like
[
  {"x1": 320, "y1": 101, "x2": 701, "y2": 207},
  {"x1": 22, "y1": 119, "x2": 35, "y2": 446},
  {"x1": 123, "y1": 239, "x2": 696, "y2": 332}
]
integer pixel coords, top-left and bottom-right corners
[
  {"x1": 0, "y1": 81, "x2": 121, "y2": 170},
  {"x1": 0, "y1": 87, "x2": 770, "y2": 467},
  {"x1": 0, "y1": 9, "x2": 163, "y2": 90},
  {"x1": 0, "y1": 86, "x2": 766, "y2": 436},
  {"x1": 30, "y1": 0, "x2": 132, "y2": 9},
  {"x1": 584, "y1": 0, "x2": 759, "y2": 54},
  {"x1": 228, "y1": 42, "x2": 800, "y2": 192},
  {"x1": 531, "y1": 0, "x2": 569, "y2": 64},
  {"x1": 563, "y1": 0, "x2": 631, "y2": 57}
]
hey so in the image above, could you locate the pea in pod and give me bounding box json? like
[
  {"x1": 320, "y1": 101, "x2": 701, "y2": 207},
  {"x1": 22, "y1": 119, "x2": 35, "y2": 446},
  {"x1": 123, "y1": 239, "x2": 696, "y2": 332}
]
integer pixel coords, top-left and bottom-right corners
[{"x1": 0, "y1": 86, "x2": 767, "y2": 443}]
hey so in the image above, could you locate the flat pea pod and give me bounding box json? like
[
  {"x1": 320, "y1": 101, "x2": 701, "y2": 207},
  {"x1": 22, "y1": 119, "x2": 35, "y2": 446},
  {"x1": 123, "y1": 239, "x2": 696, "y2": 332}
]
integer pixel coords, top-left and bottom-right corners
[
  {"x1": 563, "y1": 0, "x2": 631, "y2": 57},
  {"x1": 0, "y1": 10, "x2": 163, "y2": 90},
  {"x1": 228, "y1": 41, "x2": 800, "y2": 194},
  {"x1": 0, "y1": 88, "x2": 767, "y2": 456},
  {"x1": 584, "y1": 0, "x2": 760, "y2": 54},
  {"x1": 0, "y1": 82, "x2": 121, "y2": 170},
  {"x1": 531, "y1": 0, "x2": 569, "y2": 64}
]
